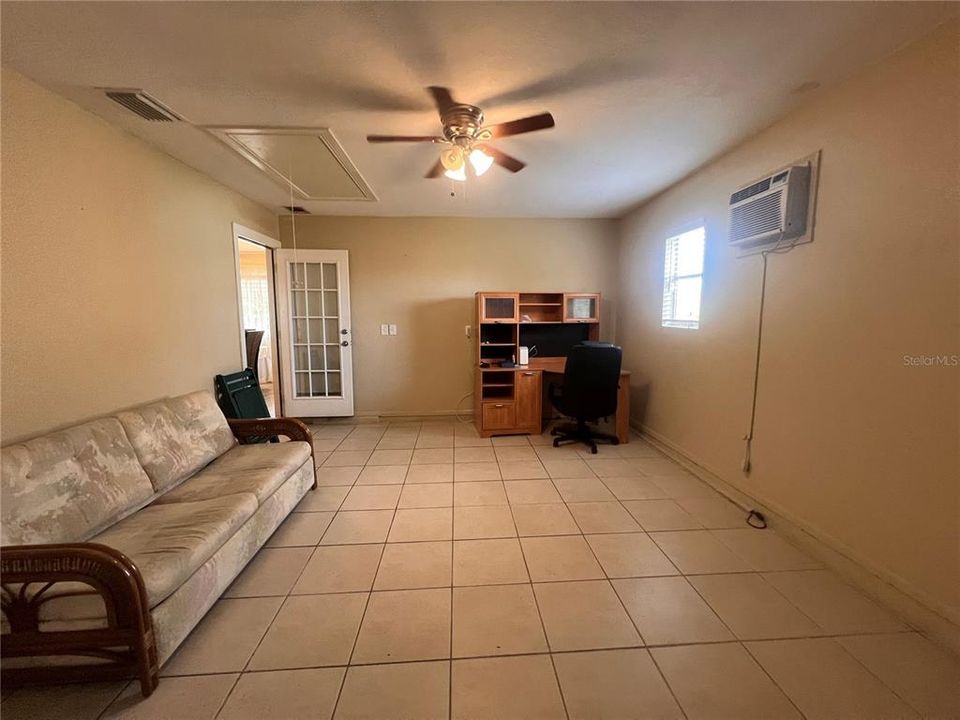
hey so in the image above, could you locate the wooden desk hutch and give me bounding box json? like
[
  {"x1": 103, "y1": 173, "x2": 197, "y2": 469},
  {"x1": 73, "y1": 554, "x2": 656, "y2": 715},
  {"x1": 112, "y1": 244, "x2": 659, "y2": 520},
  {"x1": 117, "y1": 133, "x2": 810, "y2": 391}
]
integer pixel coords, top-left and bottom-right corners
[{"x1": 474, "y1": 291, "x2": 610, "y2": 438}]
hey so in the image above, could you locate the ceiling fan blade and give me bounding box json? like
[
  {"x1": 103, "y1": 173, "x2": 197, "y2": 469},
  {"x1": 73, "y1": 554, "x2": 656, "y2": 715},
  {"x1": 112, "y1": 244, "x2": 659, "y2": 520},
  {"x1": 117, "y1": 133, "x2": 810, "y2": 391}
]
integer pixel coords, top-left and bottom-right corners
[
  {"x1": 427, "y1": 86, "x2": 457, "y2": 116},
  {"x1": 367, "y1": 135, "x2": 442, "y2": 143},
  {"x1": 477, "y1": 60, "x2": 633, "y2": 108},
  {"x1": 479, "y1": 145, "x2": 526, "y2": 173},
  {"x1": 425, "y1": 159, "x2": 445, "y2": 179},
  {"x1": 485, "y1": 112, "x2": 555, "y2": 139}
]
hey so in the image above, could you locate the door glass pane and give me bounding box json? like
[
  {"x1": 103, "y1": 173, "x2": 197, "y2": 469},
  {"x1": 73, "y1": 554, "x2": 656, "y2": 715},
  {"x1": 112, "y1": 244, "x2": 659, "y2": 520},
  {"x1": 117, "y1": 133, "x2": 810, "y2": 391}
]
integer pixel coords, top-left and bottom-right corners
[
  {"x1": 291, "y1": 290, "x2": 306, "y2": 316},
  {"x1": 323, "y1": 291, "x2": 338, "y2": 317},
  {"x1": 291, "y1": 263, "x2": 305, "y2": 289},
  {"x1": 325, "y1": 345, "x2": 341, "y2": 371},
  {"x1": 324, "y1": 319, "x2": 339, "y2": 342},
  {"x1": 311, "y1": 372, "x2": 327, "y2": 396},
  {"x1": 327, "y1": 372, "x2": 342, "y2": 396},
  {"x1": 294, "y1": 346, "x2": 309, "y2": 372},
  {"x1": 307, "y1": 291, "x2": 323, "y2": 317},
  {"x1": 305, "y1": 263, "x2": 322, "y2": 290},
  {"x1": 309, "y1": 346, "x2": 325, "y2": 372},
  {"x1": 294, "y1": 319, "x2": 308, "y2": 343},
  {"x1": 308, "y1": 319, "x2": 325, "y2": 343},
  {"x1": 322, "y1": 263, "x2": 338, "y2": 289},
  {"x1": 295, "y1": 372, "x2": 310, "y2": 396}
]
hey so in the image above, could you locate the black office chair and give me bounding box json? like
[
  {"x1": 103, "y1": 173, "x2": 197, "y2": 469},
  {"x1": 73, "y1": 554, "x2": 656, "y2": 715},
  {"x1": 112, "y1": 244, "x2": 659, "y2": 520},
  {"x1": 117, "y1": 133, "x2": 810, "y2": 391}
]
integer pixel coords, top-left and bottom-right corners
[
  {"x1": 549, "y1": 342, "x2": 623, "y2": 454},
  {"x1": 214, "y1": 369, "x2": 277, "y2": 443}
]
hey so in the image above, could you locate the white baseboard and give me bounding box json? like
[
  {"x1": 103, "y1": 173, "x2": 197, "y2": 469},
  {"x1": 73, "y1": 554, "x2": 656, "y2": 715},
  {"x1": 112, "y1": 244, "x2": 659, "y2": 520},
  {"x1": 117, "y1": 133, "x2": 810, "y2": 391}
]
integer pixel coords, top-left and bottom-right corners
[
  {"x1": 354, "y1": 409, "x2": 471, "y2": 422},
  {"x1": 636, "y1": 421, "x2": 960, "y2": 657},
  {"x1": 302, "y1": 409, "x2": 471, "y2": 426}
]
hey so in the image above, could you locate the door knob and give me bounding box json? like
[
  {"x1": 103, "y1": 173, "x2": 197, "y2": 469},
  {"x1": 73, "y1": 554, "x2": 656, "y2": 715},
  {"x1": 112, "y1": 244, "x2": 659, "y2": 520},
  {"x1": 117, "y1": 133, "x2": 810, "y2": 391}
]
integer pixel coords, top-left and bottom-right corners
[{"x1": 340, "y1": 341, "x2": 349, "y2": 347}]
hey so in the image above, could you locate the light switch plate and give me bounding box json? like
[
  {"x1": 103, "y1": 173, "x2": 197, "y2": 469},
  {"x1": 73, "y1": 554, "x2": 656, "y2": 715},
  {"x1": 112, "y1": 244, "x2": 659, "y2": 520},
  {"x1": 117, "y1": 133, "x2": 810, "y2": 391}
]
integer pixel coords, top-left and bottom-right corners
[
  {"x1": 380, "y1": 324, "x2": 389, "y2": 336},
  {"x1": 388, "y1": 324, "x2": 397, "y2": 336}
]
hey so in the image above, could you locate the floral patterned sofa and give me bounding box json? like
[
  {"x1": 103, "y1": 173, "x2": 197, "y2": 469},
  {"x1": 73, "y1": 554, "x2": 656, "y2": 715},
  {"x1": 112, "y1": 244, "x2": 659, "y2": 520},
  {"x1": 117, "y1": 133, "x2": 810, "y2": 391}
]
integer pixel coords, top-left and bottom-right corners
[{"x1": 0, "y1": 390, "x2": 315, "y2": 696}]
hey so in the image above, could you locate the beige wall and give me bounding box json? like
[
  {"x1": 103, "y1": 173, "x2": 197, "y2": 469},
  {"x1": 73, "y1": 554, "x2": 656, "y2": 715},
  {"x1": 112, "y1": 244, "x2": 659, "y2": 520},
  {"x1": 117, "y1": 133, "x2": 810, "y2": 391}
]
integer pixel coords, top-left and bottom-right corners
[
  {"x1": 1, "y1": 68, "x2": 278, "y2": 443},
  {"x1": 617, "y1": 23, "x2": 959, "y2": 625},
  {"x1": 278, "y1": 216, "x2": 619, "y2": 416}
]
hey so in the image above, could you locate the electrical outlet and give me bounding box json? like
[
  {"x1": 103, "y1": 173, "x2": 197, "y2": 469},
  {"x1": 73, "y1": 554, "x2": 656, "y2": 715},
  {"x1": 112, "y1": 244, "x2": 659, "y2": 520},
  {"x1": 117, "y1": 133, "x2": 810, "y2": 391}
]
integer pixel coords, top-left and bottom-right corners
[
  {"x1": 464, "y1": 325, "x2": 472, "y2": 339},
  {"x1": 380, "y1": 324, "x2": 389, "y2": 336},
  {"x1": 388, "y1": 324, "x2": 397, "y2": 336}
]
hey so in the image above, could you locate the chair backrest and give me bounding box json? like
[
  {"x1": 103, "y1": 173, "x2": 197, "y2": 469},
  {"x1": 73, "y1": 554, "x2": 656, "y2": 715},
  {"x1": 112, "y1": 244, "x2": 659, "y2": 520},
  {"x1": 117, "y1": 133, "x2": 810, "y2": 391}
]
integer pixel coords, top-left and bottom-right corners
[
  {"x1": 244, "y1": 330, "x2": 265, "y2": 377},
  {"x1": 214, "y1": 369, "x2": 270, "y2": 420},
  {"x1": 561, "y1": 342, "x2": 623, "y2": 419}
]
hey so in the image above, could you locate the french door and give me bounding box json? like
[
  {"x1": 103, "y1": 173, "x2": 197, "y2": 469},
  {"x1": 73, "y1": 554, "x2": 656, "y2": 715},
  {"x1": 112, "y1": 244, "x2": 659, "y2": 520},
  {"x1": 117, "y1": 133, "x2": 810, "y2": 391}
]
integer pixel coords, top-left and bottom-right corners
[{"x1": 274, "y1": 249, "x2": 354, "y2": 416}]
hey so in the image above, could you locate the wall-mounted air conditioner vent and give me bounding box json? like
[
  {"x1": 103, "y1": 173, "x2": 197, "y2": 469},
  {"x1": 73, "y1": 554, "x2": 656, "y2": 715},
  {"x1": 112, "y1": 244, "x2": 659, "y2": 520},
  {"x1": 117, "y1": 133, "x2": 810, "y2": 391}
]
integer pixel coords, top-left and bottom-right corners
[
  {"x1": 103, "y1": 89, "x2": 182, "y2": 122},
  {"x1": 728, "y1": 165, "x2": 810, "y2": 249}
]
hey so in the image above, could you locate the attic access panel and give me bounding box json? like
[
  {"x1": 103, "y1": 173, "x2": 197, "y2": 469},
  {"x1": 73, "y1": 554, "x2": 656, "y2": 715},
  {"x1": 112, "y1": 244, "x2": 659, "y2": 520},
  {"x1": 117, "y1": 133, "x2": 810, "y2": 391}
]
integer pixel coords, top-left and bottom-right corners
[{"x1": 208, "y1": 127, "x2": 376, "y2": 202}]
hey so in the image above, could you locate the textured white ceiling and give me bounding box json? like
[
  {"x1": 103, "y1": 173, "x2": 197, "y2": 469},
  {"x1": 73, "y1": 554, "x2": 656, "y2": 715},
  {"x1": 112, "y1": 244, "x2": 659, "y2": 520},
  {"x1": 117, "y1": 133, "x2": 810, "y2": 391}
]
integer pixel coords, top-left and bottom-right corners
[{"x1": 2, "y1": 2, "x2": 953, "y2": 217}]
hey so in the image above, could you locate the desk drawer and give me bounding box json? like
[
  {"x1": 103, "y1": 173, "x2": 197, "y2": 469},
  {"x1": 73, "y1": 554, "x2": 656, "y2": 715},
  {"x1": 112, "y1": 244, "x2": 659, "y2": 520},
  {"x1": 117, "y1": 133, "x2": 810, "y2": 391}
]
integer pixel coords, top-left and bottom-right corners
[{"x1": 482, "y1": 402, "x2": 516, "y2": 430}]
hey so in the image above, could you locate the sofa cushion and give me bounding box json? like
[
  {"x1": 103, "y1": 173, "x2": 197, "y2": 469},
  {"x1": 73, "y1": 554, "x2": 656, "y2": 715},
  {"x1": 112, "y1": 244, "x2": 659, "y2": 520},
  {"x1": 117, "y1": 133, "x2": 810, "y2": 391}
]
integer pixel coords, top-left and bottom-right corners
[
  {"x1": 156, "y1": 441, "x2": 311, "y2": 506},
  {"x1": 117, "y1": 391, "x2": 236, "y2": 493},
  {"x1": 91, "y1": 493, "x2": 258, "y2": 607},
  {"x1": 1, "y1": 418, "x2": 155, "y2": 545}
]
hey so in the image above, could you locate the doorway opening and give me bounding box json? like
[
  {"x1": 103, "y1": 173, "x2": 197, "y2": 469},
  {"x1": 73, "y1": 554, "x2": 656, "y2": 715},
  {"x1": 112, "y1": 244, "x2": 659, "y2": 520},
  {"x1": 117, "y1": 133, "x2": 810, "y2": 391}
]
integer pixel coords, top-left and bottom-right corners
[{"x1": 232, "y1": 224, "x2": 281, "y2": 417}]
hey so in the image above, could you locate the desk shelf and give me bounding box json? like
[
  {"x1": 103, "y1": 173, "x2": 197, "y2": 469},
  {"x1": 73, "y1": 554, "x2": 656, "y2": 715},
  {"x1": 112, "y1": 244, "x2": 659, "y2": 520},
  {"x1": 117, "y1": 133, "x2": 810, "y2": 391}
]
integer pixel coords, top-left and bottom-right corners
[
  {"x1": 519, "y1": 293, "x2": 563, "y2": 322},
  {"x1": 474, "y1": 290, "x2": 603, "y2": 438}
]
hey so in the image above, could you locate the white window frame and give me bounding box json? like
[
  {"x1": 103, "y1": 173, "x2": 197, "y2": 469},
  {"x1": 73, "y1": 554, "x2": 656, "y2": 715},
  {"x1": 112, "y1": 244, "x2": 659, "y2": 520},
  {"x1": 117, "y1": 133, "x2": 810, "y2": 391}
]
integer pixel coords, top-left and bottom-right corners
[{"x1": 661, "y1": 224, "x2": 706, "y2": 330}]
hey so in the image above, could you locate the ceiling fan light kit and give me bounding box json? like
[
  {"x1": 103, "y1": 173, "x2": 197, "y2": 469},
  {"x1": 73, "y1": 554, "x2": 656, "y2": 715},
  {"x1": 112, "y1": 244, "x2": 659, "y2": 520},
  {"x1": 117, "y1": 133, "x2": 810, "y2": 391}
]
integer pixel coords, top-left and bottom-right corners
[{"x1": 367, "y1": 86, "x2": 555, "y2": 181}]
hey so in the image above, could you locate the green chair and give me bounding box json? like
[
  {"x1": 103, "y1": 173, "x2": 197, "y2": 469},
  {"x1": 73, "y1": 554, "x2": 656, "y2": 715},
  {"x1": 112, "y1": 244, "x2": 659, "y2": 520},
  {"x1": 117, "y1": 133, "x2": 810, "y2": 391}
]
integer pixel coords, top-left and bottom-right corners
[{"x1": 214, "y1": 369, "x2": 276, "y2": 443}]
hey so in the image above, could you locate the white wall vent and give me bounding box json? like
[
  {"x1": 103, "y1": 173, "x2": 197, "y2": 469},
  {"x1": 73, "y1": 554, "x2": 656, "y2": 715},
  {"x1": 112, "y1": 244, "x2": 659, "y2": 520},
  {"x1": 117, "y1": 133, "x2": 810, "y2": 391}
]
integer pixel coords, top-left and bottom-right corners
[
  {"x1": 728, "y1": 165, "x2": 810, "y2": 250},
  {"x1": 103, "y1": 89, "x2": 182, "y2": 122}
]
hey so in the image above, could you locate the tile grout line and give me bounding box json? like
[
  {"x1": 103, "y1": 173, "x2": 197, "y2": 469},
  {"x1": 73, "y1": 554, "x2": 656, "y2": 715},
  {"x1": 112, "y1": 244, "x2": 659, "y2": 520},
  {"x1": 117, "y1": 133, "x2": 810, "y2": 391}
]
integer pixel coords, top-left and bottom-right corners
[
  {"x1": 542, "y1": 432, "x2": 715, "y2": 720},
  {"x1": 544, "y1": 455, "x2": 693, "y2": 719},
  {"x1": 68, "y1": 422, "x2": 931, "y2": 719},
  {"x1": 330, "y1": 510, "x2": 397, "y2": 718},
  {"x1": 153, "y1": 628, "x2": 928, "y2": 680},
  {"x1": 506, "y1": 485, "x2": 572, "y2": 720},
  {"x1": 92, "y1": 679, "x2": 134, "y2": 720},
  {"x1": 218, "y1": 426, "x2": 356, "y2": 717},
  {"x1": 295, "y1": 424, "x2": 359, "y2": 718},
  {"x1": 327, "y1": 421, "x2": 403, "y2": 719},
  {"x1": 447, "y1": 438, "x2": 456, "y2": 720}
]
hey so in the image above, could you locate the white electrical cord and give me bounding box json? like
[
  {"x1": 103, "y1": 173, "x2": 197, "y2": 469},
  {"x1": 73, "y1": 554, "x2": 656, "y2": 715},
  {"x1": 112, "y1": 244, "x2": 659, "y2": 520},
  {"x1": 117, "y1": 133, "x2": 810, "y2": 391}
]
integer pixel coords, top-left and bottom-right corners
[
  {"x1": 455, "y1": 321, "x2": 475, "y2": 424},
  {"x1": 741, "y1": 250, "x2": 768, "y2": 473},
  {"x1": 742, "y1": 232, "x2": 802, "y2": 473}
]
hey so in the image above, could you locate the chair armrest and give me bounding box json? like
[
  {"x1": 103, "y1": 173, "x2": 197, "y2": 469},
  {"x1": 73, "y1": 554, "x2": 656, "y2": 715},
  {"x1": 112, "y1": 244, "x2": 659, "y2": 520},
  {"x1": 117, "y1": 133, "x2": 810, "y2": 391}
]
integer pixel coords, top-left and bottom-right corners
[
  {"x1": 0, "y1": 542, "x2": 150, "y2": 634},
  {"x1": 228, "y1": 417, "x2": 313, "y2": 444}
]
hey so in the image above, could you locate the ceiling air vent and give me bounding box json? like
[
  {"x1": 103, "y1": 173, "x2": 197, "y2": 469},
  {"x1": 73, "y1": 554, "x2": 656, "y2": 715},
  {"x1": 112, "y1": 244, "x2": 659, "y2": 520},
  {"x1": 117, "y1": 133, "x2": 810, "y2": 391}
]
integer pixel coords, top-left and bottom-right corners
[
  {"x1": 283, "y1": 206, "x2": 310, "y2": 214},
  {"x1": 103, "y1": 89, "x2": 182, "y2": 121}
]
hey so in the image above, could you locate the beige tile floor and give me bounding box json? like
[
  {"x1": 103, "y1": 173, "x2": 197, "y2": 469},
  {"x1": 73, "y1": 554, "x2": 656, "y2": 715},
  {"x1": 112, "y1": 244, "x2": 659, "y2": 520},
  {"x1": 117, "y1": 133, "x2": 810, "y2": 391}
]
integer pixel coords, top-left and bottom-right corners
[{"x1": 4, "y1": 420, "x2": 959, "y2": 720}]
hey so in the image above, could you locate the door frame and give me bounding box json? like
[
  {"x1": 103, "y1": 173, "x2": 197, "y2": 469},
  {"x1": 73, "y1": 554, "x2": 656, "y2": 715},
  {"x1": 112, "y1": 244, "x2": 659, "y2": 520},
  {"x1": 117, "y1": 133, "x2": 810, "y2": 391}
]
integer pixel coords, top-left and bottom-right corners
[
  {"x1": 232, "y1": 223, "x2": 282, "y2": 414},
  {"x1": 274, "y1": 248, "x2": 354, "y2": 417}
]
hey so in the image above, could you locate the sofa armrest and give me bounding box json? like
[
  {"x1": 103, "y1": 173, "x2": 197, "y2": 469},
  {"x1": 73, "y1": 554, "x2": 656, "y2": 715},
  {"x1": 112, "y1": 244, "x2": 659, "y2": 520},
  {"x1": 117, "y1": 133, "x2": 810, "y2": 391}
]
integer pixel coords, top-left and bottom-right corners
[
  {"x1": 0, "y1": 542, "x2": 158, "y2": 696},
  {"x1": 227, "y1": 418, "x2": 318, "y2": 490},
  {"x1": 1, "y1": 542, "x2": 150, "y2": 631},
  {"x1": 228, "y1": 417, "x2": 313, "y2": 444}
]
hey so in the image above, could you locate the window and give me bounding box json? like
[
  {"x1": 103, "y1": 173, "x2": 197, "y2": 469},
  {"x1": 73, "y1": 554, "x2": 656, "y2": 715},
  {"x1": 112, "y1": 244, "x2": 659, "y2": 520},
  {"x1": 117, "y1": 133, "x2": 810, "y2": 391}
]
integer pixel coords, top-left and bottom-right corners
[{"x1": 661, "y1": 226, "x2": 705, "y2": 329}]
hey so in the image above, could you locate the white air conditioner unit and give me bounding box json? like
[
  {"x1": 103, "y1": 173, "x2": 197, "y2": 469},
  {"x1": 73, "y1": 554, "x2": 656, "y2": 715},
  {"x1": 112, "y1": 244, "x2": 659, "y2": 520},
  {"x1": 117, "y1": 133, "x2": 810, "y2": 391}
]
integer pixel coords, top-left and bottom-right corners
[{"x1": 728, "y1": 165, "x2": 810, "y2": 249}]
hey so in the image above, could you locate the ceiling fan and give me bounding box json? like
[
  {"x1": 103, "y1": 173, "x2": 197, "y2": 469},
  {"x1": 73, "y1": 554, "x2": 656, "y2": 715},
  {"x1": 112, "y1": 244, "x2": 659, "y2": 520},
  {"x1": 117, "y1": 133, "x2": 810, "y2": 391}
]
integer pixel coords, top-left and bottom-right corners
[{"x1": 367, "y1": 87, "x2": 555, "y2": 180}]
